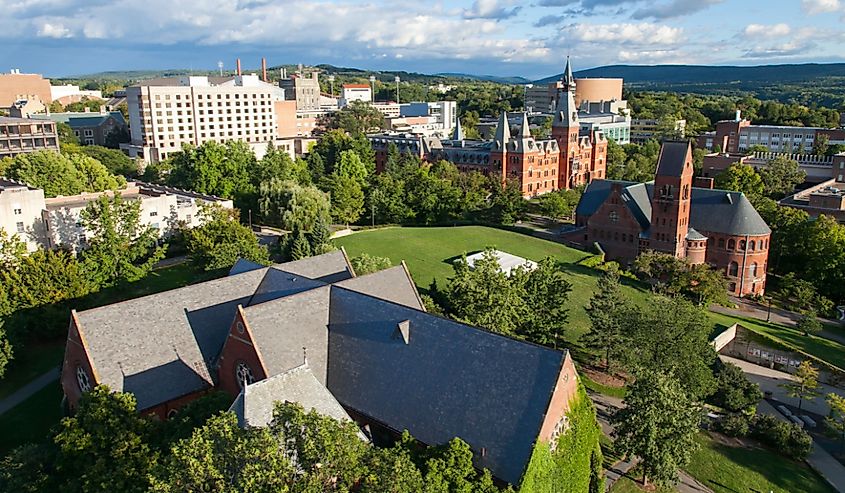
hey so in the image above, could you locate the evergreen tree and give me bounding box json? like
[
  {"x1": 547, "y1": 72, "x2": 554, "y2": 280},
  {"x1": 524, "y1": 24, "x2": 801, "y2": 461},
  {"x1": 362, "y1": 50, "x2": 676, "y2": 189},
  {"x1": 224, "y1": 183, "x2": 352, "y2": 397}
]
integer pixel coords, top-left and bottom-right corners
[
  {"x1": 521, "y1": 258, "x2": 571, "y2": 348},
  {"x1": 289, "y1": 230, "x2": 312, "y2": 260},
  {"x1": 612, "y1": 371, "x2": 701, "y2": 487},
  {"x1": 583, "y1": 267, "x2": 629, "y2": 370},
  {"x1": 307, "y1": 215, "x2": 335, "y2": 254}
]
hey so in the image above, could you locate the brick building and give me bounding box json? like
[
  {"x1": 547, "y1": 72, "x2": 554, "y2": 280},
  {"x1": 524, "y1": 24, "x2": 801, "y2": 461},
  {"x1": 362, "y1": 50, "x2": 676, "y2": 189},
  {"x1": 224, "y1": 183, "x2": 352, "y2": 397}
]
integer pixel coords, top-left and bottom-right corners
[
  {"x1": 369, "y1": 58, "x2": 607, "y2": 198},
  {"x1": 571, "y1": 141, "x2": 771, "y2": 296},
  {"x1": 61, "y1": 251, "x2": 581, "y2": 486}
]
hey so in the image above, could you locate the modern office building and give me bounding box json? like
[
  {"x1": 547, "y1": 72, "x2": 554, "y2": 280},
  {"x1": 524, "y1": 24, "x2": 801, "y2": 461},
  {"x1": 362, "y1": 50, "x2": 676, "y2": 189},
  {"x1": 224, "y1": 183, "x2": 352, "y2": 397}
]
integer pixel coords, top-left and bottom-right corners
[
  {"x1": 340, "y1": 84, "x2": 372, "y2": 105},
  {"x1": 382, "y1": 101, "x2": 456, "y2": 138},
  {"x1": 123, "y1": 75, "x2": 287, "y2": 162},
  {"x1": 630, "y1": 118, "x2": 686, "y2": 144},
  {"x1": 0, "y1": 116, "x2": 60, "y2": 159},
  {"x1": 579, "y1": 101, "x2": 631, "y2": 144},
  {"x1": 697, "y1": 111, "x2": 845, "y2": 153}
]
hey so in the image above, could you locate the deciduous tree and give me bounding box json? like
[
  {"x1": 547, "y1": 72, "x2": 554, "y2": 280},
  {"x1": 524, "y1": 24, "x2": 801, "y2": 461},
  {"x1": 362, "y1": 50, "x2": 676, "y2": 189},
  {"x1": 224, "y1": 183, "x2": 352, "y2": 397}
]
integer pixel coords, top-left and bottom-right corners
[
  {"x1": 783, "y1": 361, "x2": 821, "y2": 410},
  {"x1": 612, "y1": 371, "x2": 700, "y2": 487},
  {"x1": 258, "y1": 179, "x2": 331, "y2": 232},
  {"x1": 350, "y1": 253, "x2": 392, "y2": 275},
  {"x1": 185, "y1": 205, "x2": 269, "y2": 271},
  {"x1": 330, "y1": 173, "x2": 365, "y2": 227}
]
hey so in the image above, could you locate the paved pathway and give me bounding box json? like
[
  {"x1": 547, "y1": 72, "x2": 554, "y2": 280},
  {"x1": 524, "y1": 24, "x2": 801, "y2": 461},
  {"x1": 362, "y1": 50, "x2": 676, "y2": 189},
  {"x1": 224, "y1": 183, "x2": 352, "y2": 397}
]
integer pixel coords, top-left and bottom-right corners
[{"x1": 0, "y1": 367, "x2": 59, "y2": 416}]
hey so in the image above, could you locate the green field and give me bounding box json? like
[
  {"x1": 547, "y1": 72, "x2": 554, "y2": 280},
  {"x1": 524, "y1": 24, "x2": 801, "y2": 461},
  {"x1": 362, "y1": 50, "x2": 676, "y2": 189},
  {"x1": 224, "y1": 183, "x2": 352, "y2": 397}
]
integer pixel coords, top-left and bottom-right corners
[
  {"x1": 336, "y1": 226, "x2": 653, "y2": 341},
  {"x1": 685, "y1": 433, "x2": 835, "y2": 493},
  {"x1": 0, "y1": 383, "x2": 63, "y2": 454}
]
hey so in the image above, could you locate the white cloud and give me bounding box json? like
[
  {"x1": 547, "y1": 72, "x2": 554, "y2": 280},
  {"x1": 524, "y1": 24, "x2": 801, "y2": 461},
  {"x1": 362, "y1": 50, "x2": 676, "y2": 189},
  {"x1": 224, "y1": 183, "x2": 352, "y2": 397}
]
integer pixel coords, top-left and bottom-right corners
[
  {"x1": 743, "y1": 23, "x2": 791, "y2": 38},
  {"x1": 562, "y1": 22, "x2": 684, "y2": 45},
  {"x1": 37, "y1": 21, "x2": 72, "y2": 38},
  {"x1": 801, "y1": 0, "x2": 841, "y2": 14},
  {"x1": 462, "y1": 0, "x2": 521, "y2": 20}
]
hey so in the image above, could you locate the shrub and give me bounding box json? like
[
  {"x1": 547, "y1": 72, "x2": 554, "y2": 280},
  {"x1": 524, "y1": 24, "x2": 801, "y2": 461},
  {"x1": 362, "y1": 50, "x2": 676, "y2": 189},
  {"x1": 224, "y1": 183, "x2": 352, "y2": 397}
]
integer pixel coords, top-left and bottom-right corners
[
  {"x1": 717, "y1": 413, "x2": 750, "y2": 437},
  {"x1": 751, "y1": 414, "x2": 813, "y2": 460}
]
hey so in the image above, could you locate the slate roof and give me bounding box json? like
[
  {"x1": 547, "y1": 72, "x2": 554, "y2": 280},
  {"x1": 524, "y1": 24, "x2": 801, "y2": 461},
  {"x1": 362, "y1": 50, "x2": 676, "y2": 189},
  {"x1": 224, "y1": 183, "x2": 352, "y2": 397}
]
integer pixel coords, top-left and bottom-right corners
[
  {"x1": 326, "y1": 287, "x2": 565, "y2": 485},
  {"x1": 74, "y1": 268, "x2": 269, "y2": 409},
  {"x1": 576, "y1": 179, "x2": 771, "y2": 237},
  {"x1": 72, "y1": 248, "x2": 566, "y2": 486},
  {"x1": 230, "y1": 364, "x2": 352, "y2": 428}
]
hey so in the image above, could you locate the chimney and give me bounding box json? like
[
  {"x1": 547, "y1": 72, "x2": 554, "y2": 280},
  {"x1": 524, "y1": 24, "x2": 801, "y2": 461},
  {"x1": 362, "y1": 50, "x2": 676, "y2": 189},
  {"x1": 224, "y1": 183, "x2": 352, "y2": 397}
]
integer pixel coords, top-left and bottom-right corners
[
  {"x1": 236, "y1": 58, "x2": 242, "y2": 76},
  {"x1": 735, "y1": 109, "x2": 742, "y2": 122},
  {"x1": 99, "y1": 105, "x2": 106, "y2": 114},
  {"x1": 694, "y1": 177, "x2": 715, "y2": 189},
  {"x1": 261, "y1": 57, "x2": 267, "y2": 82}
]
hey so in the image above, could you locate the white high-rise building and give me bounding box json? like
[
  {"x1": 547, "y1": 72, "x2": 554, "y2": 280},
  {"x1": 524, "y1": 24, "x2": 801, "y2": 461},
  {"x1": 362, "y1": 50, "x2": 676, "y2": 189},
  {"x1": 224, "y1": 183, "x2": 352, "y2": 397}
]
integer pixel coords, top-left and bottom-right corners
[{"x1": 123, "y1": 75, "x2": 287, "y2": 163}]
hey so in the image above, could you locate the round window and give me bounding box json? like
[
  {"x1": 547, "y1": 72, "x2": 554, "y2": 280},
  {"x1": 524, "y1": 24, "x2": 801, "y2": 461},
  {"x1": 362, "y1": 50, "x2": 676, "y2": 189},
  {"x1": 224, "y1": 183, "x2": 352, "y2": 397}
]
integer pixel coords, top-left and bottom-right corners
[
  {"x1": 236, "y1": 321, "x2": 245, "y2": 334},
  {"x1": 76, "y1": 365, "x2": 91, "y2": 393},
  {"x1": 167, "y1": 409, "x2": 178, "y2": 419},
  {"x1": 235, "y1": 361, "x2": 255, "y2": 390}
]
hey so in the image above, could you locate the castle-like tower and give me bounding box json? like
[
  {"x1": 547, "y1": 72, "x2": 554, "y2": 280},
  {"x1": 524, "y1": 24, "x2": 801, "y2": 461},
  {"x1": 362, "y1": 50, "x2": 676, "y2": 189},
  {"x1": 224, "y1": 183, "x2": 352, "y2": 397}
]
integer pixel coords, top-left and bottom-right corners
[{"x1": 648, "y1": 142, "x2": 694, "y2": 258}]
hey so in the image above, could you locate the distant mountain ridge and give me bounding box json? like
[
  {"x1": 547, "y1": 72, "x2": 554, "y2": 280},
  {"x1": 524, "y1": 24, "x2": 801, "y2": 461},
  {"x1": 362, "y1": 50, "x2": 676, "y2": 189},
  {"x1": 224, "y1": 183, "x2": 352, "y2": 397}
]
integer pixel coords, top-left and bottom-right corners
[{"x1": 535, "y1": 63, "x2": 845, "y2": 86}]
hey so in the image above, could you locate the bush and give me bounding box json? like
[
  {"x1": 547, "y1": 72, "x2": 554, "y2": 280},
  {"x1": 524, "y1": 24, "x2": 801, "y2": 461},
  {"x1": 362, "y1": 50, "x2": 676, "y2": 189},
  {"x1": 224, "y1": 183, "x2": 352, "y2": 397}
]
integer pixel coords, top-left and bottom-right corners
[
  {"x1": 717, "y1": 413, "x2": 750, "y2": 437},
  {"x1": 751, "y1": 414, "x2": 813, "y2": 460}
]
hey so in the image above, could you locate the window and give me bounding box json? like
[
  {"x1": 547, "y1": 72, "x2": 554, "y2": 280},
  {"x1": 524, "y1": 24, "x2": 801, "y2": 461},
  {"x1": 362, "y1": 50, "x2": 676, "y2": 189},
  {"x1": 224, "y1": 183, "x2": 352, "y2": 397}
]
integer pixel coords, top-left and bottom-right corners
[
  {"x1": 728, "y1": 261, "x2": 739, "y2": 277},
  {"x1": 84, "y1": 129, "x2": 94, "y2": 137},
  {"x1": 235, "y1": 361, "x2": 255, "y2": 389},
  {"x1": 167, "y1": 409, "x2": 178, "y2": 419},
  {"x1": 236, "y1": 321, "x2": 245, "y2": 334},
  {"x1": 15, "y1": 222, "x2": 24, "y2": 233},
  {"x1": 85, "y1": 139, "x2": 94, "y2": 145},
  {"x1": 13, "y1": 208, "x2": 21, "y2": 215},
  {"x1": 609, "y1": 211, "x2": 619, "y2": 223},
  {"x1": 750, "y1": 262, "x2": 758, "y2": 277},
  {"x1": 749, "y1": 240, "x2": 755, "y2": 251},
  {"x1": 728, "y1": 239, "x2": 736, "y2": 250},
  {"x1": 76, "y1": 366, "x2": 92, "y2": 393},
  {"x1": 739, "y1": 240, "x2": 746, "y2": 250},
  {"x1": 150, "y1": 211, "x2": 158, "y2": 217}
]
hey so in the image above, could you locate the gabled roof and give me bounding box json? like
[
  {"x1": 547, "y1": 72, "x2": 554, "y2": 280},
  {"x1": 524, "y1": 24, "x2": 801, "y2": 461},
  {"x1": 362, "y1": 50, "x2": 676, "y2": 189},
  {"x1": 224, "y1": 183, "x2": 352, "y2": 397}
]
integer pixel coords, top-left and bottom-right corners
[
  {"x1": 241, "y1": 286, "x2": 332, "y2": 383},
  {"x1": 576, "y1": 179, "x2": 771, "y2": 237},
  {"x1": 326, "y1": 287, "x2": 565, "y2": 485},
  {"x1": 552, "y1": 83, "x2": 578, "y2": 129},
  {"x1": 229, "y1": 258, "x2": 265, "y2": 276},
  {"x1": 334, "y1": 264, "x2": 424, "y2": 310},
  {"x1": 230, "y1": 364, "x2": 354, "y2": 428},
  {"x1": 74, "y1": 267, "x2": 269, "y2": 410},
  {"x1": 274, "y1": 249, "x2": 354, "y2": 283}
]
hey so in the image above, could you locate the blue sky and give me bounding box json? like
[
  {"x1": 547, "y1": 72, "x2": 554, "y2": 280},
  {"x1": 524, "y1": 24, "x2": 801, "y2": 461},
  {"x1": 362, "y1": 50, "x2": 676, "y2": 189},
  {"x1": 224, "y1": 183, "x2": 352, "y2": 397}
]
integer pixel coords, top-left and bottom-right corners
[{"x1": 2, "y1": 0, "x2": 845, "y2": 79}]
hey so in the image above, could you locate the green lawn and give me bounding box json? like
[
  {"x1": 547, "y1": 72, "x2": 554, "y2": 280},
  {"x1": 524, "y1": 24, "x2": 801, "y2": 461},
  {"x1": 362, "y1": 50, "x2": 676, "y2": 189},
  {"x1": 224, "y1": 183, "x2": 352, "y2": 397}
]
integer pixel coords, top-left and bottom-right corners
[
  {"x1": 685, "y1": 433, "x2": 835, "y2": 493},
  {"x1": 336, "y1": 226, "x2": 652, "y2": 341},
  {"x1": 610, "y1": 476, "x2": 676, "y2": 493},
  {"x1": 0, "y1": 383, "x2": 63, "y2": 454},
  {"x1": 707, "y1": 312, "x2": 845, "y2": 370},
  {"x1": 0, "y1": 340, "x2": 64, "y2": 400}
]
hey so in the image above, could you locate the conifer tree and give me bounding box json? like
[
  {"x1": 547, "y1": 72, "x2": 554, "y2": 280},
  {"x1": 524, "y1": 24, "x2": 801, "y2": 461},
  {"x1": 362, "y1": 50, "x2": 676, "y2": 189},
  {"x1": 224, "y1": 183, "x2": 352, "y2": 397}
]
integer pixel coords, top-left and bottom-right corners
[
  {"x1": 583, "y1": 267, "x2": 628, "y2": 370},
  {"x1": 290, "y1": 230, "x2": 312, "y2": 261}
]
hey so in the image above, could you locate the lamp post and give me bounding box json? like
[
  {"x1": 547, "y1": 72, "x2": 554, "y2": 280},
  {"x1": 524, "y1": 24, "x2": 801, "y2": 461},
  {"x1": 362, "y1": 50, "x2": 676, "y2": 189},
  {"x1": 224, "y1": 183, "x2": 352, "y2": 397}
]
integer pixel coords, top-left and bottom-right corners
[
  {"x1": 394, "y1": 76, "x2": 401, "y2": 103},
  {"x1": 328, "y1": 75, "x2": 335, "y2": 98},
  {"x1": 524, "y1": 83, "x2": 534, "y2": 113},
  {"x1": 369, "y1": 75, "x2": 376, "y2": 102}
]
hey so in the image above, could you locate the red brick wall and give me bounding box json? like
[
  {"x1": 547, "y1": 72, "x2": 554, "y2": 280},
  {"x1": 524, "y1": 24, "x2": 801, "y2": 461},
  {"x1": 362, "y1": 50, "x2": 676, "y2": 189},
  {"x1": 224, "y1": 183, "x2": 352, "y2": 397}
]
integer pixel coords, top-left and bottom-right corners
[
  {"x1": 61, "y1": 312, "x2": 101, "y2": 412},
  {"x1": 586, "y1": 184, "x2": 642, "y2": 261},
  {"x1": 217, "y1": 306, "x2": 269, "y2": 397},
  {"x1": 702, "y1": 232, "x2": 770, "y2": 296},
  {"x1": 537, "y1": 352, "x2": 580, "y2": 443},
  {"x1": 144, "y1": 389, "x2": 210, "y2": 420}
]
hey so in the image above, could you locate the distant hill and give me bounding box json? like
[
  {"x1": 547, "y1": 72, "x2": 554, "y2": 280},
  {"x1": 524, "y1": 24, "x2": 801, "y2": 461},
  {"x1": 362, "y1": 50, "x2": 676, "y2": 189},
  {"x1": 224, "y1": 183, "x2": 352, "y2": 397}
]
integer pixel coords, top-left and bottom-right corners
[
  {"x1": 533, "y1": 63, "x2": 845, "y2": 106},
  {"x1": 536, "y1": 63, "x2": 845, "y2": 85},
  {"x1": 435, "y1": 73, "x2": 532, "y2": 85}
]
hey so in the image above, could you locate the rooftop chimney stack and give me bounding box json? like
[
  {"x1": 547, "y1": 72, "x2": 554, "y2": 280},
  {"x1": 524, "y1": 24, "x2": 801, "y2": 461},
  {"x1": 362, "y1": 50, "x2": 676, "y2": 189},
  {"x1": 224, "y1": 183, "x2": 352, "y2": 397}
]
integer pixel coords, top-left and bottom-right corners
[
  {"x1": 236, "y1": 58, "x2": 242, "y2": 76},
  {"x1": 735, "y1": 109, "x2": 741, "y2": 122},
  {"x1": 261, "y1": 57, "x2": 267, "y2": 82}
]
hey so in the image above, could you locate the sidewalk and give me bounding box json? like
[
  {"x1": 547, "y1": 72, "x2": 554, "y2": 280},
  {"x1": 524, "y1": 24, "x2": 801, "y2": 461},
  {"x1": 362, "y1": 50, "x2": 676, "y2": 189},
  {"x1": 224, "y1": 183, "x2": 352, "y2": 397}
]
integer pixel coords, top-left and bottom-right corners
[
  {"x1": 0, "y1": 367, "x2": 59, "y2": 416},
  {"x1": 711, "y1": 299, "x2": 845, "y2": 346}
]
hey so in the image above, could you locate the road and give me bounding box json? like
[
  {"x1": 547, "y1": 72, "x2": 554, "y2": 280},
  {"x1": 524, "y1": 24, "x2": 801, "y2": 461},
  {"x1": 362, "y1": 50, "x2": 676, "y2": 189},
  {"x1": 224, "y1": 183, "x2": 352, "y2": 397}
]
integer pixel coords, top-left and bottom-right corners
[
  {"x1": 0, "y1": 367, "x2": 59, "y2": 416},
  {"x1": 711, "y1": 298, "x2": 845, "y2": 346}
]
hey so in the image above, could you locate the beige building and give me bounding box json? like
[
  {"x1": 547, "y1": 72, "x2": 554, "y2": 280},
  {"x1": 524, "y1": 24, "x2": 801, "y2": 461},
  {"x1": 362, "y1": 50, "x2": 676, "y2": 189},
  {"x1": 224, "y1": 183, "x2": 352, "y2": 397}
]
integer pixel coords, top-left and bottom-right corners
[
  {"x1": 41, "y1": 182, "x2": 233, "y2": 251},
  {"x1": 574, "y1": 78, "x2": 623, "y2": 108},
  {"x1": 630, "y1": 118, "x2": 687, "y2": 144},
  {"x1": 278, "y1": 72, "x2": 321, "y2": 111},
  {"x1": 0, "y1": 178, "x2": 47, "y2": 252},
  {"x1": 0, "y1": 70, "x2": 52, "y2": 108},
  {"x1": 0, "y1": 116, "x2": 60, "y2": 159},
  {"x1": 123, "y1": 75, "x2": 287, "y2": 163}
]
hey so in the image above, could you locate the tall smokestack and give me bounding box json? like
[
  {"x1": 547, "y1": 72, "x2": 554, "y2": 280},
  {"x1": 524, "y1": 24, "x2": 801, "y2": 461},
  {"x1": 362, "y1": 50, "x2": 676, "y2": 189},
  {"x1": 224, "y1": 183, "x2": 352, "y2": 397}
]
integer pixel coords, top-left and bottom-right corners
[
  {"x1": 261, "y1": 57, "x2": 267, "y2": 82},
  {"x1": 236, "y1": 58, "x2": 242, "y2": 76}
]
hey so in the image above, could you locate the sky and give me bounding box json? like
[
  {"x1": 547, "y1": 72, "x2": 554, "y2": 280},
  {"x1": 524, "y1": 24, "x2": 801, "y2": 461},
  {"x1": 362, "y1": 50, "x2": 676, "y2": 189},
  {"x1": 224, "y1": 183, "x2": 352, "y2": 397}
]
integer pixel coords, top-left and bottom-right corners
[{"x1": 2, "y1": 0, "x2": 845, "y2": 79}]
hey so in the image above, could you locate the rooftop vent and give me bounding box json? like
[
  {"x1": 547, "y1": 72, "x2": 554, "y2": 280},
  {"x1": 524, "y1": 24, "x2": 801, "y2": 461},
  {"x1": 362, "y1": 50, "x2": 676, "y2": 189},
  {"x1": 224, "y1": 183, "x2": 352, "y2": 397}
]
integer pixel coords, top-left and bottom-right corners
[
  {"x1": 394, "y1": 320, "x2": 410, "y2": 345},
  {"x1": 725, "y1": 193, "x2": 733, "y2": 205}
]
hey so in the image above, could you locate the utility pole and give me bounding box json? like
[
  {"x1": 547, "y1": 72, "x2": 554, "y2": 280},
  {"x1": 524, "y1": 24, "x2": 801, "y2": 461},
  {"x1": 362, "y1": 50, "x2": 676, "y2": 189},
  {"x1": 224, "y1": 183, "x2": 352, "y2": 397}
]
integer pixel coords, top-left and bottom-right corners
[
  {"x1": 369, "y1": 75, "x2": 376, "y2": 102},
  {"x1": 328, "y1": 75, "x2": 335, "y2": 98}
]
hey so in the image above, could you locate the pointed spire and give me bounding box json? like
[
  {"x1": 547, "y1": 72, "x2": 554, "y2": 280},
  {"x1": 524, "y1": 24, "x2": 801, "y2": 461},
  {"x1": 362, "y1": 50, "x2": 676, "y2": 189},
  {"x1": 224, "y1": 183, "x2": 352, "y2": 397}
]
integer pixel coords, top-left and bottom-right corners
[
  {"x1": 519, "y1": 112, "x2": 531, "y2": 138},
  {"x1": 494, "y1": 111, "x2": 510, "y2": 145},
  {"x1": 562, "y1": 56, "x2": 574, "y2": 88},
  {"x1": 452, "y1": 117, "x2": 464, "y2": 141},
  {"x1": 552, "y1": 84, "x2": 578, "y2": 129}
]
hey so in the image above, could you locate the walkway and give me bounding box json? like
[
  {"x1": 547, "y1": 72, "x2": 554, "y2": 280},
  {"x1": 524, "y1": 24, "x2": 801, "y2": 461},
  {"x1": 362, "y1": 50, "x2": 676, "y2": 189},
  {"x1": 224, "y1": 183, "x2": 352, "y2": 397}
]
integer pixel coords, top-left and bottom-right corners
[{"x1": 0, "y1": 366, "x2": 59, "y2": 416}]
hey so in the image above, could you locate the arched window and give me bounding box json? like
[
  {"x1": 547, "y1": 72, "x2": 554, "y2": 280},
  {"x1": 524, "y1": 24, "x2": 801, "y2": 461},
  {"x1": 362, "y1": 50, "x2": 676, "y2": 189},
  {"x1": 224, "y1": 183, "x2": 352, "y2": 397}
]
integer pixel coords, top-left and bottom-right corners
[
  {"x1": 728, "y1": 261, "x2": 739, "y2": 277},
  {"x1": 235, "y1": 361, "x2": 255, "y2": 390},
  {"x1": 739, "y1": 240, "x2": 747, "y2": 250},
  {"x1": 751, "y1": 262, "x2": 758, "y2": 277},
  {"x1": 728, "y1": 239, "x2": 736, "y2": 250},
  {"x1": 728, "y1": 282, "x2": 737, "y2": 293},
  {"x1": 718, "y1": 238, "x2": 725, "y2": 248},
  {"x1": 749, "y1": 240, "x2": 756, "y2": 251}
]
